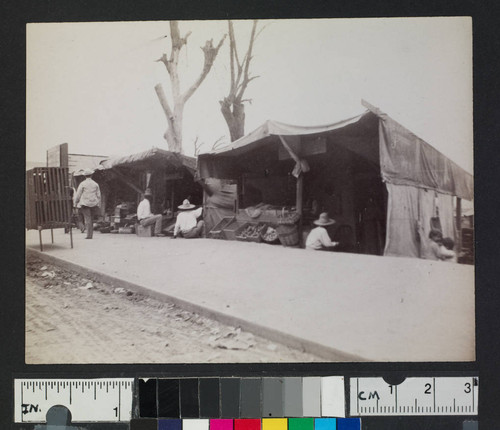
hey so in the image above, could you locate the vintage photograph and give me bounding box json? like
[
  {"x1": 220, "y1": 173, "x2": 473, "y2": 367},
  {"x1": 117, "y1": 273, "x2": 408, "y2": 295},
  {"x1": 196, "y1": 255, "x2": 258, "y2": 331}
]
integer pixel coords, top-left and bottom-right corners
[{"x1": 25, "y1": 18, "x2": 474, "y2": 364}]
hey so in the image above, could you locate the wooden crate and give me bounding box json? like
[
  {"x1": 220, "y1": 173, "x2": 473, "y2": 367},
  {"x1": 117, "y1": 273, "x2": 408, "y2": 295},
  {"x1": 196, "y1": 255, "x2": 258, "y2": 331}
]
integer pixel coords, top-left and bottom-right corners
[
  {"x1": 208, "y1": 216, "x2": 235, "y2": 239},
  {"x1": 26, "y1": 167, "x2": 72, "y2": 230}
]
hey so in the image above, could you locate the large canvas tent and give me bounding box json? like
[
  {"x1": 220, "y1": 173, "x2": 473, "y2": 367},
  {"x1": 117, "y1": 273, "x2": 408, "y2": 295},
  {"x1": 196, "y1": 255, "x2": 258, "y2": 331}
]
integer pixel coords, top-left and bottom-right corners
[{"x1": 198, "y1": 101, "x2": 473, "y2": 258}]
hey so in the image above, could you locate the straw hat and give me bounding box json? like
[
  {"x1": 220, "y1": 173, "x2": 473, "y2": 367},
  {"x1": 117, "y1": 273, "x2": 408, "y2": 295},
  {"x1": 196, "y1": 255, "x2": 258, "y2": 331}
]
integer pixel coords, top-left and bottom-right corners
[
  {"x1": 178, "y1": 199, "x2": 195, "y2": 210},
  {"x1": 144, "y1": 188, "x2": 153, "y2": 196},
  {"x1": 82, "y1": 168, "x2": 94, "y2": 176},
  {"x1": 313, "y1": 212, "x2": 336, "y2": 226}
]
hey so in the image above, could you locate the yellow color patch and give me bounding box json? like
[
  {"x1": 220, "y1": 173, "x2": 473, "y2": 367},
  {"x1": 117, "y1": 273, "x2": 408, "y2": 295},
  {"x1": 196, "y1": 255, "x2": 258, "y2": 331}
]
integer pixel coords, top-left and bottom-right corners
[{"x1": 262, "y1": 419, "x2": 288, "y2": 430}]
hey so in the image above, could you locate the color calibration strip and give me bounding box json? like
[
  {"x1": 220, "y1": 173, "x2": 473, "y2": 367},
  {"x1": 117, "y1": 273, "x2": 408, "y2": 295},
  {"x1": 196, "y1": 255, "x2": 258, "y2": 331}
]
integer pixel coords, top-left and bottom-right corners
[
  {"x1": 139, "y1": 377, "x2": 345, "y2": 419},
  {"x1": 130, "y1": 418, "x2": 361, "y2": 430}
]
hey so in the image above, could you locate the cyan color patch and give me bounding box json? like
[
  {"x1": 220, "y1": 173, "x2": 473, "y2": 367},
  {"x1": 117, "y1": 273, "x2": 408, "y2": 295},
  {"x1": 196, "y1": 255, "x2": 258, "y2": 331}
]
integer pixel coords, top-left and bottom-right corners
[{"x1": 314, "y1": 418, "x2": 336, "y2": 430}]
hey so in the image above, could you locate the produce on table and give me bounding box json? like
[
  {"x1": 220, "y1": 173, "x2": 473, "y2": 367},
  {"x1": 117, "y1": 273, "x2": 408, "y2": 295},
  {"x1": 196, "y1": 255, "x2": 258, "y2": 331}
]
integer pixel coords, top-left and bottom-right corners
[{"x1": 239, "y1": 223, "x2": 267, "y2": 239}]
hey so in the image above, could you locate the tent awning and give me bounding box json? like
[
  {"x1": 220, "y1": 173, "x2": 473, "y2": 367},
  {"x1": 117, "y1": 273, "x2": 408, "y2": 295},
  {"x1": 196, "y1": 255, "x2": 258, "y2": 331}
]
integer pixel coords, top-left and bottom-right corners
[
  {"x1": 208, "y1": 114, "x2": 365, "y2": 158},
  {"x1": 100, "y1": 147, "x2": 196, "y2": 173},
  {"x1": 198, "y1": 102, "x2": 473, "y2": 201}
]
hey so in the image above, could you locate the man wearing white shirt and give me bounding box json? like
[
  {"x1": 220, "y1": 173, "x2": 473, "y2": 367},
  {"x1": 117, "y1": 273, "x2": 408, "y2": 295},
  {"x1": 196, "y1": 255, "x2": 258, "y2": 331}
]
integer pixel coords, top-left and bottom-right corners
[
  {"x1": 74, "y1": 168, "x2": 101, "y2": 239},
  {"x1": 305, "y1": 212, "x2": 339, "y2": 251},
  {"x1": 173, "y1": 199, "x2": 204, "y2": 238},
  {"x1": 137, "y1": 188, "x2": 165, "y2": 237}
]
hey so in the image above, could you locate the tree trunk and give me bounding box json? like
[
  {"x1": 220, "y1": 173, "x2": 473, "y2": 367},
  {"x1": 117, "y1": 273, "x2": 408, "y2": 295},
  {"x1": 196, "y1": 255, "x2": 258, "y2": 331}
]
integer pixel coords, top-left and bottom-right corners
[
  {"x1": 220, "y1": 20, "x2": 260, "y2": 142},
  {"x1": 220, "y1": 98, "x2": 246, "y2": 142},
  {"x1": 155, "y1": 22, "x2": 226, "y2": 153}
]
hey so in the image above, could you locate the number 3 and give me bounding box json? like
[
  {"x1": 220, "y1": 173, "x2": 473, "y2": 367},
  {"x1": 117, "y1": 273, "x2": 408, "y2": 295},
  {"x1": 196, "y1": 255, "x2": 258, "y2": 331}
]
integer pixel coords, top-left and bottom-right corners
[{"x1": 464, "y1": 383, "x2": 471, "y2": 393}]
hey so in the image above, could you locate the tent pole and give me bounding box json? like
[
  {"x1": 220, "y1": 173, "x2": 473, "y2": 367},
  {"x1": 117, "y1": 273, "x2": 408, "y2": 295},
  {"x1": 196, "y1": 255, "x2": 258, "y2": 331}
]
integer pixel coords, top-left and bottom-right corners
[
  {"x1": 456, "y1": 197, "x2": 462, "y2": 253},
  {"x1": 296, "y1": 173, "x2": 304, "y2": 247}
]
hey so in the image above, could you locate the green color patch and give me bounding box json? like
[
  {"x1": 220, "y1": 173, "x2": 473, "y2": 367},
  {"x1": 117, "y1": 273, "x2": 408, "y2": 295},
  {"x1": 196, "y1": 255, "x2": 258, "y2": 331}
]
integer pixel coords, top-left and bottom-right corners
[{"x1": 289, "y1": 418, "x2": 314, "y2": 430}]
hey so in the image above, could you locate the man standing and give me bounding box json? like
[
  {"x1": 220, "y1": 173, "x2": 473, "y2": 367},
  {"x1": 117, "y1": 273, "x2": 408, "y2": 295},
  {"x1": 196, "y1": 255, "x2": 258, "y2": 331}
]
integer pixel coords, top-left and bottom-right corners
[
  {"x1": 74, "y1": 168, "x2": 101, "y2": 239},
  {"x1": 137, "y1": 188, "x2": 165, "y2": 237},
  {"x1": 173, "y1": 199, "x2": 204, "y2": 239}
]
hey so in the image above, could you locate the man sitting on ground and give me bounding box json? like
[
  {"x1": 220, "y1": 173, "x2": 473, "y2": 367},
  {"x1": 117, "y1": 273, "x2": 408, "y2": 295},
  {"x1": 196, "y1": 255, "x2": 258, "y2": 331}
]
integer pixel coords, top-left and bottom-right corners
[
  {"x1": 137, "y1": 188, "x2": 165, "y2": 237},
  {"x1": 173, "y1": 199, "x2": 204, "y2": 239},
  {"x1": 305, "y1": 212, "x2": 339, "y2": 251}
]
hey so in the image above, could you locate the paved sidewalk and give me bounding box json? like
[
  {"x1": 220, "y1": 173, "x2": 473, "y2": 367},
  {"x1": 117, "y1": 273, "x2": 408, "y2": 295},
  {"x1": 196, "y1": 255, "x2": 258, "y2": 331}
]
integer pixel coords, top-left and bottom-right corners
[{"x1": 26, "y1": 228, "x2": 475, "y2": 362}]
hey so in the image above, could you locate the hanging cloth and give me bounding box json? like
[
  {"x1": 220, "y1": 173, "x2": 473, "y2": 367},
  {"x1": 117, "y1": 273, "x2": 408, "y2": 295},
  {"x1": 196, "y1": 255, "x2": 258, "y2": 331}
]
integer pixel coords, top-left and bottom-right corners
[{"x1": 278, "y1": 135, "x2": 310, "y2": 178}]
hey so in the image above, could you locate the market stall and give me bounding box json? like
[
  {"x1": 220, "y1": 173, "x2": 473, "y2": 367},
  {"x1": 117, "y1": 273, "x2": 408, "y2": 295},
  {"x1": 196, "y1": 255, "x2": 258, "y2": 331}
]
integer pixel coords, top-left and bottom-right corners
[
  {"x1": 89, "y1": 147, "x2": 202, "y2": 234},
  {"x1": 197, "y1": 101, "x2": 474, "y2": 258}
]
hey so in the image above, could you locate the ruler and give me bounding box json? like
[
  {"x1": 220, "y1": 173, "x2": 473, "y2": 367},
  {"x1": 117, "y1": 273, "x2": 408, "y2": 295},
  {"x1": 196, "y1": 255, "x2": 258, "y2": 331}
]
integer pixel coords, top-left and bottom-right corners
[
  {"x1": 14, "y1": 379, "x2": 134, "y2": 423},
  {"x1": 350, "y1": 377, "x2": 478, "y2": 416}
]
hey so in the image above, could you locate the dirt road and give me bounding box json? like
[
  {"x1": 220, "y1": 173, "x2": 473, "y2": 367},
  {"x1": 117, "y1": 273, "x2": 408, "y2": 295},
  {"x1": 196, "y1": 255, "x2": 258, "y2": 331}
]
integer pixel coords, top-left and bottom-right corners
[{"x1": 26, "y1": 255, "x2": 323, "y2": 364}]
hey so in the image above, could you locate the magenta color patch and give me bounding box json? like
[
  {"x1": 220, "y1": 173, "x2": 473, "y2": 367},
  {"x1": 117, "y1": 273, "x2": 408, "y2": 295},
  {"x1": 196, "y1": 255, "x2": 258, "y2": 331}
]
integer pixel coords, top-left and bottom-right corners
[{"x1": 211, "y1": 419, "x2": 234, "y2": 430}]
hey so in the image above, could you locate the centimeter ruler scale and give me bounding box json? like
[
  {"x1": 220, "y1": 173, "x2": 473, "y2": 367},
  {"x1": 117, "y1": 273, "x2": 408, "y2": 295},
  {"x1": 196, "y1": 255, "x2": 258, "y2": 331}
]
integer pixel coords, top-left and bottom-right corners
[{"x1": 350, "y1": 377, "x2": 478, "y2": 416}]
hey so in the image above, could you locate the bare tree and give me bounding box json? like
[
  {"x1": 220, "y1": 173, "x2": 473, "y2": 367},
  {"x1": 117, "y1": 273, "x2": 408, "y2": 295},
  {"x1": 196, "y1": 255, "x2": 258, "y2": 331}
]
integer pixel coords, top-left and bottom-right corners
[
  {"x1": 211, "y1": 136, "x2": 226, "y2": 151},
  {"x1": 220, "y1": 20, "x2": 261, "y2": 142},
  {"x1": 155, "y1": 21, "x2": 226, "y2": 153},
  {"x1": 193, "y1": 136, "x2": 204, "y2": 157},
  {"x1": 193, "y1": 135, "x2": 226, "y2": 156}
]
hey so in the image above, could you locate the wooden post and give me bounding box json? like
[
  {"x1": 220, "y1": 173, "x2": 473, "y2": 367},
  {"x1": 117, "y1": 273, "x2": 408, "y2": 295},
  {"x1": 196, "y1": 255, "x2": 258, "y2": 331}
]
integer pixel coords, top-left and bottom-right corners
[
  {"x1": 38, "y1": 226, "x2": 43, "y2": 252},
  {"x1": 296, "y1": 173, "x2": 304, "y2": 247},
  {"x1": 456, "y1": 197, "x2": 462, "y2": 251},
  {"x1": 171, "y1": 181, "x2": 175, "y2": 213},
  {"x1": 296, "y1": 173, "x2": 303, "y2": 215}
]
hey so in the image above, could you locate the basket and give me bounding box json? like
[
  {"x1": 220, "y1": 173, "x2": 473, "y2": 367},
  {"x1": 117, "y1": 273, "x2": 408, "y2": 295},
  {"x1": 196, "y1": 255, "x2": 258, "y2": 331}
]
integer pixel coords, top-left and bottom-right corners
[
  {"x1": 277, "y1": 208, "x2": 301, "y2": 225},
  {"x1": 260, "y1": 225, "x2": 280, "y2": 244},
  {"x1": 235, "y1": 222, "x2": 267, "y2": 243},
  {"x1": 276, "y1": 224, "x2": 299, "y2": 246}
]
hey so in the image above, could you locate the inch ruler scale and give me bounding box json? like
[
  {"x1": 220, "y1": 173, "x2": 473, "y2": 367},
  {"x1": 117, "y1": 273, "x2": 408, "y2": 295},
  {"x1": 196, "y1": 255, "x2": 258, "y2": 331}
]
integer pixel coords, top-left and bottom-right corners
[
  {"x1": 14, "y1": 376, "x2": 478, "y2": 424},
  {"x1": 14, "y1": 379, "x2": 134, "y2": 423},
  {"x1": 350, "y1": 377, "x2": 478, "y2": 416}
]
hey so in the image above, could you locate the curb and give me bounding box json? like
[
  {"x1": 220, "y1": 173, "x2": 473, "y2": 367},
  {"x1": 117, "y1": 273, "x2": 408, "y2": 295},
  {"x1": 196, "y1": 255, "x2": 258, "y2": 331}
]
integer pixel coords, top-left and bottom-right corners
[{"x1": 27, "y1": 247, "x2": 369, "y2": 362}]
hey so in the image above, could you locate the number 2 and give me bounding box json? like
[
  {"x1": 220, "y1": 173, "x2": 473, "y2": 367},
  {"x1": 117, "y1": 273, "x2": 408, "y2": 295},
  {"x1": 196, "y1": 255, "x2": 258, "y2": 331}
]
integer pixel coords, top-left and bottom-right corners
[{"x1": 424, "y1": 383, "x2": 432, "y2": 394}]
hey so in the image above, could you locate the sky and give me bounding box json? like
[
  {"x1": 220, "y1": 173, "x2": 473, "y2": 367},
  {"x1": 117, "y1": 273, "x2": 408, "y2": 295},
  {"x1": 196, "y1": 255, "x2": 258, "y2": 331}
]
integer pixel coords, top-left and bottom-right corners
[{"x1": 26, "y1": 17, "x2": 473, "y2": 172}]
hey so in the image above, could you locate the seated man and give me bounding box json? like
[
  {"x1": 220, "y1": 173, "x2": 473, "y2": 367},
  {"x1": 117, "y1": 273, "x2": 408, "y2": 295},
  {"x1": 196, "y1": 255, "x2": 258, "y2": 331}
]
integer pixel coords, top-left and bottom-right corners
[
  {"x1": 173, "y1": 199, "x2": 204, "y2": 239},
  {"x1": 305, "y1": 212, "x2": 339, "y2": 251},
  {"x1": 137, "y1": 188, "x2": 165, "y2": 237},
  {"x1": 440, "y1": 237, "x2": 457, "y2": 263}
]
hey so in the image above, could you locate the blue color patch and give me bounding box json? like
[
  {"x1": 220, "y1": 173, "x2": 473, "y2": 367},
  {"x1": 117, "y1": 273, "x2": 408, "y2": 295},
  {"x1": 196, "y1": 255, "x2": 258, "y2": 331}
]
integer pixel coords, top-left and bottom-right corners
[
  {"x1": 315, "y1": 418, "x2": 336, "y2": 430},
  {"x1": 336, "y1": 418, "x2": 360, "y2": 430},
  {"x1": 159, "y1": 419, "x2": 183, "y2": 430}
]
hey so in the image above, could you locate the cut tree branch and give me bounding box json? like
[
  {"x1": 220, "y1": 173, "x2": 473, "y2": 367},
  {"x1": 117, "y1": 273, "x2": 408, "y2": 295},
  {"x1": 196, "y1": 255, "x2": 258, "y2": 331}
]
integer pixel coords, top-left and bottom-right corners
[{"x1": 182, "y1": 35, "x2": 227, "y2": 103}]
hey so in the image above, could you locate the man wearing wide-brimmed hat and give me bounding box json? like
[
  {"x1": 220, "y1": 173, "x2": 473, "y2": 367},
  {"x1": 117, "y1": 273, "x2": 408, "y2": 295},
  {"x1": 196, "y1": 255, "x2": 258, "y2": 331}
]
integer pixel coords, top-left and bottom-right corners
[
  {"x1": 74, "y1": 168, "x2": 101, "y2": 239},
  {"x1": 137, "y1": 188, "x2": 165, "y2": 237},
  {"x1": 305, "y1": 212, "x2": 339, "y2": 251},
  {"x1": 173, "y1": 199, "x2": 204, "y2": 239}
]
